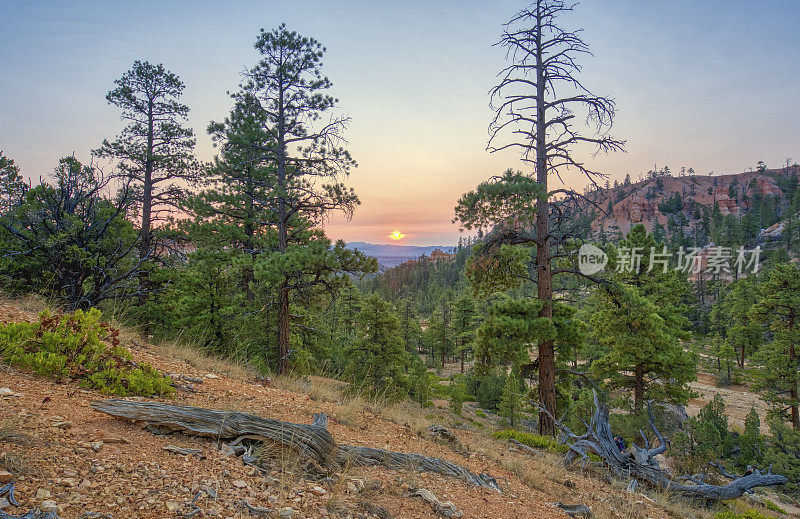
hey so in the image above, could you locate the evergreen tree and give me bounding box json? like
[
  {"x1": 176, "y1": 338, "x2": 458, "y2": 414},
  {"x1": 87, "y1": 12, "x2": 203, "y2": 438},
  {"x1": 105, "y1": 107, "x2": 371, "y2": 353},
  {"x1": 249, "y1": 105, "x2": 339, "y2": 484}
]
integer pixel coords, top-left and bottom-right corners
[
  {"x1": 589, "y1": 281, "x2": 696, "y2": 412},
  {"x1": 344, "y1": 294, "x2": 409, "y2": 397},
  {"x1": 739, "y1": 407, "x2": 763, "y2": 468},
  {"x1": 234, "y1": 25, "x2": 371, "y2": 373},
  {"x1": 1, "y1": 157, "x2": 142, "y2": 309},
  {"x1": 499, "y1": 369, "x2": 524, "y2": 428},
  {"x1": 452, "y1": 293, "x2": 479, "y2": 373},
  {"x1": 456, "y1": 0, "x2": 624, "y2": 435},
  {"x1": 750, "y1": 263, "x2": 800, "y2": 429},
  {"x1": 0, "y1": 151, "x2": 26, "y2": 214},
  {"x1": 94, "y1": 60, "x2": 198, "y2": 300},
  {"x1": 724, "y1": 278, "x2": 762, "y2": 368},
  {"x1": 474, "y1": 296, "x2": 552, "y2": 368}
]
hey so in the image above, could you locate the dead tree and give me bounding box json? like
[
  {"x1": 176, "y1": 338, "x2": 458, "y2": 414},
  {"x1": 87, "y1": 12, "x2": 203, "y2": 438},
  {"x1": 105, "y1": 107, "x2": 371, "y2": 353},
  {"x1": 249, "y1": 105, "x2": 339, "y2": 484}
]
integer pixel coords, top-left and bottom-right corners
[
  {"x1": 457, "y1": 0, "x2": 625, "y2": 435},
  {"x1": 534, "y1": 392, "x2": 786, "y2": 500},
  {"x1": 91, "y1": 399, "x2": 500, "y2": 491}
]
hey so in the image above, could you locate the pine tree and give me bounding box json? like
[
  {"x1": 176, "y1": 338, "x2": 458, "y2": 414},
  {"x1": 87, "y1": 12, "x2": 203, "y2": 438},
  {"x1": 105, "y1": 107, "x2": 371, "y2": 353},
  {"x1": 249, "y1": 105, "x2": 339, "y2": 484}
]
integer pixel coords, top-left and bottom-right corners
[
  {"x1": 589, "y1": 225, "x2": 695, "y2": 412},
  {"x1": 0, "y1": 152, "x2": 26, "y2": 214},
  {"x1": 589, "y1": 281, "x2": 696, "y2": 412},
  {"x1": 474, "y1": 296, "x2": 552, "y2": 368},
  {"x1": 499, "y1": 370, "x2": 524, "y2": 428},
  {"x1": 233, "y1": 25, "x2": 373, "y2": 373},
  {"x1": 344, "y1": 294, "x2": 409, "y2": 398},
  {"x1": 94, "y1": 60, "x2": 198, "y2": 301},
  {"x1": 456, "y1": 0, "x2": 625, "y2": 435},
  {"x1": 750, "y1": 263, "x2": 800, "y2": 429},
  {"x1": 452, "y1": 293, "x2": 478, "y2": 373},
  {"x1": 724, "y1": 278, "x2": 762, "y2": 368},
  {"x1": 738, "y1": 407, "x2": 763, "y2": 468}
]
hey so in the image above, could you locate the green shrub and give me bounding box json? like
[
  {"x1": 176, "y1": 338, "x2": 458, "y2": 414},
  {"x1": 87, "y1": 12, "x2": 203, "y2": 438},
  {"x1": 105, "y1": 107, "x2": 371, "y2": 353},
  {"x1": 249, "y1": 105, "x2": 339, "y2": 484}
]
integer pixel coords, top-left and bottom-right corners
[
  {"x1": 714, "y1": 508, "x2": 772, "y2": 519},
  {"x1": 761, "y1": 500, "x2": 786, "y2": 514},
  {"x1": 492, "y1": 429, "x2": 569, "y2": 454},
  {"x1": 448, "y1": 382, "x2": 467, "y2": 416},
  {"x1": 465, "y1": 371, "x2": 505, "y2": 410},
  {"x1": 0, "y1": 308, "x2": 174, "y2": 397}
]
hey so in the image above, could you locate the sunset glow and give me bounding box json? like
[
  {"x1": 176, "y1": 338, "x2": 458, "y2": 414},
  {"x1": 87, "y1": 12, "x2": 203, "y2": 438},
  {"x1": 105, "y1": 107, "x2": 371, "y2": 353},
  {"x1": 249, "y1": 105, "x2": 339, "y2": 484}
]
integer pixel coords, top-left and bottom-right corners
[{"x1": 389, "y1": 231, "x2": 405, "y2": 240}]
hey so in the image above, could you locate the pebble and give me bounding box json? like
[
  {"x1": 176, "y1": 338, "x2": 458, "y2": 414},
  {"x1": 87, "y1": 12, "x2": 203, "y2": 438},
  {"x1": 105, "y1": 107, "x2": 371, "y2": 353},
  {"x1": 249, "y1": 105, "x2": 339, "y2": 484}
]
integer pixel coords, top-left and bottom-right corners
[
  {"x1": 89, "y1": 441, "x2": 104, "y2": 453},
  {"x1": 0, "y1": 497, "x2": 9, "y2": 509},
  {"x1": 0, "y1": 470, "x2": 12, "y2": 483},
  {"x1": 166, "y1": 501, "x2": 180, "y2": 512},
  {"x1": 309, "y1": 486, "x2": 326, "y2": 496},
  {"x1": 279, "y1": 508, "x2": 295, "y2": 517},
  {"x1": 205, "y1": 373, "x2": 220, "y2": 379},
  {"x1": 232, "y1": 480, "x2": 248, "y2": 489},
  {"x1": 36, "y1": 488, "x2": 51, "y2": 499},
  {"x1": 40, "y1": 500, "x2": 58, "y2": 513}
]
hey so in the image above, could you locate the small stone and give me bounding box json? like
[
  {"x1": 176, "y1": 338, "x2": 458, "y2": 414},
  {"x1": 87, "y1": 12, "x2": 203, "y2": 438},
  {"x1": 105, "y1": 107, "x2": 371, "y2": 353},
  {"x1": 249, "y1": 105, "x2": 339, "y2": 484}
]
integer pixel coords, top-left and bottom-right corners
[
  {"x1": 40, "y1": 500, "x2": 58, "y2": 513},
  {"x1": 89, "y1": 441, "x2": 104, "y2": 453},
  {"x1": 0, "y1": 497, "x2": 10, "y2": 509},
  {"x1": 346, "y1": 482, "x2": 358, "y2": 493},
  {"x1": 0, "y1": 388, "x2": 20, "y2": 397},
  {"x1": 98, "y1": 437, "x2": 129, "y2": 444},
  {"x1": 205, "y1": 373, "x2": 219, "y2": 379},
  {"x1": 62, "y1": 470, "x2": 78, "y2": 478},
  {"x1": 0, "y1": 471, "x2": 12, "y2": 483},
  {"x1": 220, "y1": 444, "x2": 236, "y2": 457},
  {"x1": 53, "y1": 421, "x2": 72, "y2": 430},
  {"x1": 279, "y1": 508, "x2": 295, "y2": 517},
  {"x1": 232, "y1": 480, "x2": 248, "y2": 489},
  {"x1": 61, "y1": 478, "x2": 79, "y2": 488},
  {"x1": 309, "y1": 486, "x2": 326, "y2": 496},
  {"x1": 36, "y1": 488, "x2": 51, "y2": 499},
  {"x1": 166, "y1": 501, "x2": 180, "y2": 512}
]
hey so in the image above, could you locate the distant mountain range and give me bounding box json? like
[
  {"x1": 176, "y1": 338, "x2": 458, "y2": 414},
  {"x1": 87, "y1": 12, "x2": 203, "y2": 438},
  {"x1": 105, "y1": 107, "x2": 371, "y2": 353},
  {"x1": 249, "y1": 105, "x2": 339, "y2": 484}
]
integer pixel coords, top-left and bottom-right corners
[{"x1": 346, "y1": 242, "x2": 453, "y2": 268}]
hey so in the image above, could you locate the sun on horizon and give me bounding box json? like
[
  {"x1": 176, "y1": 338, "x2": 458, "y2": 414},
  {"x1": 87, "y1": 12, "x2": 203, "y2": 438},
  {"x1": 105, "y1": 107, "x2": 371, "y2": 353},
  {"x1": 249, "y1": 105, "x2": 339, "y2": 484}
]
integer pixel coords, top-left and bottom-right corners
[{"x1": 389, "y1": 231, "x2": 405, "y2": 240}]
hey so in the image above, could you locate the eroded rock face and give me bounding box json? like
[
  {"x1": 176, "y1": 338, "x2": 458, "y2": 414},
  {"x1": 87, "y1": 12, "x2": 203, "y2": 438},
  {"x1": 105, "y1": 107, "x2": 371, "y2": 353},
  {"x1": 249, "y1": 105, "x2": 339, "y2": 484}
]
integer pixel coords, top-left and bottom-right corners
[{"x1": 589, "y1": 167, "x2": 796, "y2": 238}]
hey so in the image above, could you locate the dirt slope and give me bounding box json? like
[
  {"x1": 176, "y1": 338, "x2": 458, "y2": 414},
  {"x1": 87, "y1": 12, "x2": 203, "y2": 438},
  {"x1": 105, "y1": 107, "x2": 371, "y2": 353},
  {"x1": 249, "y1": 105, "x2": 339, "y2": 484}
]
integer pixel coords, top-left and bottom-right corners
[{"x1": 0, "y1": 301, "x2": 684, "y2": 519}]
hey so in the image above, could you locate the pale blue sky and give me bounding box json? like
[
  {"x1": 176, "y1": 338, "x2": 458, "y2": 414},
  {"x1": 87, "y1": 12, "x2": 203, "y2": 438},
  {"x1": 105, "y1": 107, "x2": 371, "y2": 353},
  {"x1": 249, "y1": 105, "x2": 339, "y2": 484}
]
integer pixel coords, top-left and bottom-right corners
[{"x1": 1, "y1": 1, "x2": 798, "y2": 245}]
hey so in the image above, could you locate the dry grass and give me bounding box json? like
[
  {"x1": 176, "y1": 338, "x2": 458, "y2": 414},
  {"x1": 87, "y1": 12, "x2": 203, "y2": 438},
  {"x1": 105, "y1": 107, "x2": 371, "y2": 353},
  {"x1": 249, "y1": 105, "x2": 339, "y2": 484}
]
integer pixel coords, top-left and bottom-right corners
[
  {"x1": 0, "y1": 420, "x2": 28, "y2": 445},
  {"x1": 153, "y1": 338, "x2": 257, "y2": 381},
  {"x1": 382, "y1": 400, "x2": 435, "y2": 435},
  {"x1": 0, "y1": 292, "x2": 49, "y2": 315}
]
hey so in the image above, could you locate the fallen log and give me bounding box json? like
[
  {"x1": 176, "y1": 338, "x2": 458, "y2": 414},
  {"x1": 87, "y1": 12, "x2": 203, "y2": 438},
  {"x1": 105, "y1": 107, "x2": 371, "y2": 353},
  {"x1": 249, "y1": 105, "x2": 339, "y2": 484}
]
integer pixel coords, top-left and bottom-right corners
[
  {"x1": 91, "y1": 399, "x2": 336, "y2": 466},
  {"x1": 533, "y1": 391, "x2": 787, "y2": 501},
  {"x1": 91, "y1": 399, "x2": 500, "y2": 491},
  {"x1": 338, "y1": 445, "x2": 499, "y2": 490}
]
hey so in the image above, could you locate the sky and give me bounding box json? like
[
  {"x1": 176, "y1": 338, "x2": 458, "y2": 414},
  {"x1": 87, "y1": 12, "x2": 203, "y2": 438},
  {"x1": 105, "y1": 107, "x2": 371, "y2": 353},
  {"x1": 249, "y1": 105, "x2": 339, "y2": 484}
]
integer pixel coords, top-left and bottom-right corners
[{"x1": 1, "y1": 1, "x2": 799, "y2": 246}]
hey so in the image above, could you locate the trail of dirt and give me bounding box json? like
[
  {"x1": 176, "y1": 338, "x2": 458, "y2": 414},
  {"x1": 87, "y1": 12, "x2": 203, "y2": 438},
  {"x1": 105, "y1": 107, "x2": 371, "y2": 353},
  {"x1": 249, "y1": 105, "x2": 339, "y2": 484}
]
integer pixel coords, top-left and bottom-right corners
[{"x1": 687, "y1": 373, "x2": 772, "y2": 433}]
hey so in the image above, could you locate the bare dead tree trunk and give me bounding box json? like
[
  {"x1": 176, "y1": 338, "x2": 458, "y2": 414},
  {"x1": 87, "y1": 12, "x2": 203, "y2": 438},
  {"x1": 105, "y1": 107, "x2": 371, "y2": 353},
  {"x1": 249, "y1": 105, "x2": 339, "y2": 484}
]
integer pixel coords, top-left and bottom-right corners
[
  {"x1": 484, "y1": 0, "x2": 624, "y2": 436},
  {"x1": 528, "y1": 392, "x2": 787, "y2": 500}
]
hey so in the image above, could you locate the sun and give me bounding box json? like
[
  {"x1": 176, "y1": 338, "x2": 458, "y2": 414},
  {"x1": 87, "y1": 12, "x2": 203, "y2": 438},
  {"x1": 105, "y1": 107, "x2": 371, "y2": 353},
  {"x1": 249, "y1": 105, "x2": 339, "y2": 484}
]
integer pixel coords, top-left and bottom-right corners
[{"x1": 389, "y1": 231, "x2": 405, "y2": 240}]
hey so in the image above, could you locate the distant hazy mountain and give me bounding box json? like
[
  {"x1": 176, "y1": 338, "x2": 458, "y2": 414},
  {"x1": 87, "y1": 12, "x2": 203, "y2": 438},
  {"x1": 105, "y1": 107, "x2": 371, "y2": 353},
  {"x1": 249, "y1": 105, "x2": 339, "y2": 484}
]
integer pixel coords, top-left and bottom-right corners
[{"x1": 346, "y1": 242, "x2": 453, "y2": 268}]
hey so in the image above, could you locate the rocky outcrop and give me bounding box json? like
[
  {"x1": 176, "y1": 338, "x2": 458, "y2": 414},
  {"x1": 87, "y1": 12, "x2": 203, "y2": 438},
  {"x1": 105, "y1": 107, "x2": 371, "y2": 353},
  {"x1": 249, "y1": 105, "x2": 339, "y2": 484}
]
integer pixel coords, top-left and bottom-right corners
[{"x1": 588, "y1": 166, "x2": 798, "y2": 238}]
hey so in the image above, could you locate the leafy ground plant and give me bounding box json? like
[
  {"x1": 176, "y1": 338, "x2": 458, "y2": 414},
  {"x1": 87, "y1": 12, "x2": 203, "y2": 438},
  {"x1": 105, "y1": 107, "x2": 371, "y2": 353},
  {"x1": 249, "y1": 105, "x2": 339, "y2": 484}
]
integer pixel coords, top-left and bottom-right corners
[{"x1": 0, "y1": 308, "x2": 174, "y2": 396}]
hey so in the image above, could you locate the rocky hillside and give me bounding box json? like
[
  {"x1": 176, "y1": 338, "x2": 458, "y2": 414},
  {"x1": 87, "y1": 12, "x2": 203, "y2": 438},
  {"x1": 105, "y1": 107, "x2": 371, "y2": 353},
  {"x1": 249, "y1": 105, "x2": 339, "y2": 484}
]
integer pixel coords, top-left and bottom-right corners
[
  {"x1": 584, "y1": 165, "x2": 799, "y2": 240},
  {"x1": 0, "y1": 297, "x2": 716, "y2": 519}
]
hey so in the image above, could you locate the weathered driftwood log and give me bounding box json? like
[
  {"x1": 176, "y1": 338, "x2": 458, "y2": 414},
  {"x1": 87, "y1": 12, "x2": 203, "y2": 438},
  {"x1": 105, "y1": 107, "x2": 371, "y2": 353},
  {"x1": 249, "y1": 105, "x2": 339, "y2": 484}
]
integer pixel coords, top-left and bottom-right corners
[
  {"x1": 534, "y1": 391, "x2": 787, "y2": 501},
  {"x1": 338, "y1": 445, "x2": 500, "y2": 490},
  {"x1": 91, "y1": 400, "x2": 500, "y2": 491},
  {"x1": 90, "y1": 399, "x2": 336, "y2": 466}
]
